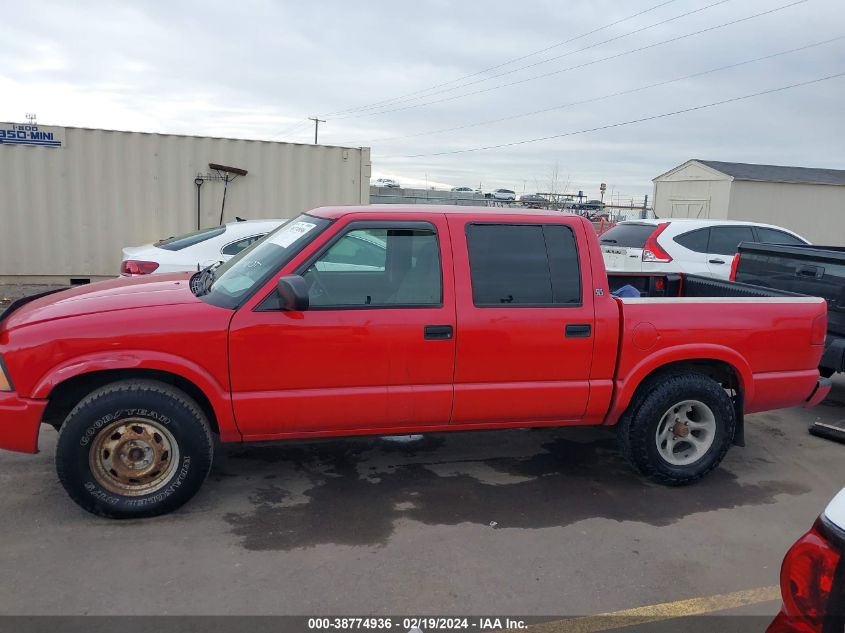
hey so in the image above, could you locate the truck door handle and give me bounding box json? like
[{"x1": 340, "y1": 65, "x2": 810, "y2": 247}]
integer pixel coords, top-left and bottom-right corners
[
  {"x1": 709, "y1": 259, "x2": 726, "y2": 264},
  {"x1": 565, "y1": 324, "x2": 592, "y2": 338},
  {"x1": 796, "y1": 264, "x2": 824, "y2": 279},
  {"x1": 424, "y1": 325, "x2": 453, "y2": 340}
]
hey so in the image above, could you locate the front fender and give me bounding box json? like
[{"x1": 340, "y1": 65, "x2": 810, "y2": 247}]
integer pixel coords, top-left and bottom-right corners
[
  {"x1": 31, "y1": 350, "x2": 240, "y2": 441},
  {"x1": 605, "y1": 344, "x2": 753, "y2": 426}
]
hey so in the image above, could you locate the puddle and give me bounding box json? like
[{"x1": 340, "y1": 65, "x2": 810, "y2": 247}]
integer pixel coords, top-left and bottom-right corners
[{"x1": 220, "y1": 429, "x2": 809, "y2": 551}]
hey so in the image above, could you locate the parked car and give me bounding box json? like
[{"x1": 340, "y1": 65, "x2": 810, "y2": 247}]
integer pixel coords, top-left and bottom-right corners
[
  {"x1": 767, "y1": 487, "x2": 845, "y2": 632},
  {"x1": 451, "y1": 186, "x2": 478, "y2": 193},
  {"x1": 0, "y1": 206, "x2": 829, "y2": 518},
  {"x1": 519, "y1": 194, "x2": 550, "y2": 208},
  {"x1": 600, "y1": 219, "x2": 809, "y2": 280},
  {"x1": 120, "y1": 219, "x2": 283, "y2": 276},
  {"x1": 732, "y1": 242, "x2": 845, "y2": 378},
  {"x1": 372, "y1": 178, "x2": 400, "y2": 188},
  {"x1": 489, "y1": 188, "x2": 516, "y2": 201}
]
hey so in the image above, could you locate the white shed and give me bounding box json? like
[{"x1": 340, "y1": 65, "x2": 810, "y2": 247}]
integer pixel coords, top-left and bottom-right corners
[{"x1": 652, "y1": 160, "x2": 845, "y2": 244}]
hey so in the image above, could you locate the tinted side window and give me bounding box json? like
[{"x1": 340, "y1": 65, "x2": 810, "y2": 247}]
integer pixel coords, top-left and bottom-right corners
[
  {"x1": 317, "y1": 233, "x2": 386, "y2": 270},
  {"x1": 755, "y1": 227, "x2": 806, "y2": 245},
  {"x1": 544, "y1": 225, "x2": 582, "y2": 304},
  {"x1": 674, "y1": 228, "x2": 710, "y2": 253},
  {"x1": 708, "y1": 226, "x2": 756, "y2": 256},
  {"x1": 221, "y1": 234, "x2": 265, "y2": 256},
  {"x1": 302, "y1": 227, "x2": 441, "y2": 307},
  {"x1": 466, "y1": 224, "x2": 580, "y2": 306}
]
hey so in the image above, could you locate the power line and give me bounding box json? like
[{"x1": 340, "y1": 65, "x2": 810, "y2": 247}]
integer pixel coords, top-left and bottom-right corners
[
  {"x1": 334, "y1": 0, "x2": 808, "y2": 120},
  {"x1": 268, "y1": 119, "x2": 312, "y2": 140},
  {"x1": 340, "y1": 34, "x2": 843, "y2": 145},
  {"x1": 385, "y1": 70, "x2": 845, "y2": 159},
  {"x1": 323, "y1": 0, "x2": 686, "y2": 117},
  {"x1": 331, "y1": 0, "x2": 733, "y2": 118}
]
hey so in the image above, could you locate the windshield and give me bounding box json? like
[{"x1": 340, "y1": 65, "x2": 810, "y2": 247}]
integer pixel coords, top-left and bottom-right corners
[
  {"x1": 199, "y1": 214, "x2": 332, "y2": 309},
  {"x1": 155, "y1": 226, "x2": 226, "y2": 251}
]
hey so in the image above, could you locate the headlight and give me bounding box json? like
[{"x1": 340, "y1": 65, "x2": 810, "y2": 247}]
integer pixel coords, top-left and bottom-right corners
[{"x1": 0, "y1": 357, "x2": 12, "y2": 391}]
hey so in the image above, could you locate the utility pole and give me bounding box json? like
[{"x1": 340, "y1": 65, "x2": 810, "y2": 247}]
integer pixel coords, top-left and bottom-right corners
[{"x1": 308, "y1": 117, "x2": 325, "y2": 145}]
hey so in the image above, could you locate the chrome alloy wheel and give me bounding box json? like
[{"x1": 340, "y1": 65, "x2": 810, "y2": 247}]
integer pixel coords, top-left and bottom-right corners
[
  {"x1": 88, "y1": 418, "x2": 179, "y2": 496},
  {"x1": 655, "y1": 400, "x2": 717, "y2": 466}
]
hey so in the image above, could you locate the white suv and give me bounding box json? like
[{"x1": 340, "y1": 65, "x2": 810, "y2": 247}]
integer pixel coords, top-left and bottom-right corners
[{"x1": 600, "y1": 219, "x2": 809, "y2": 279}]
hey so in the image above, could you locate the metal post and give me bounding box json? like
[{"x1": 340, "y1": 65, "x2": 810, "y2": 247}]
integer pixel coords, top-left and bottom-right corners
[
  {"x1": 194, "y1": 177, "x2": 204, "y2": 230},
  {"x1": 642, "y1": 194, "x2": 649, "y2": 219},
  {"x1": 219, "y1": 174, "x2": 230, "y2": 226},
  {"x1": 308, "y1": 117, "x2": 326, "y2": 144}
]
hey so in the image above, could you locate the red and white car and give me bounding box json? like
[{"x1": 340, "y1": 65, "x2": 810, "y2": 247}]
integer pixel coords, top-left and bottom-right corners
[{"x1": 768, "y1": 488, "x2": 845, "y2": 632}]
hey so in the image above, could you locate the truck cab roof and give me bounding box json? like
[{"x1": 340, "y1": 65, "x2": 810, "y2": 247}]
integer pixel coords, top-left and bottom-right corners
[{"x1": 307, "y1": 204, "x2": 583, "y2": 221}]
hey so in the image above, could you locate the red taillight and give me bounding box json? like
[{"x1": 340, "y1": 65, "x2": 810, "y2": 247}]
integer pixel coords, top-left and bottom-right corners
[
  {"x1": 120, "y1": 260, "x2": 160, "y2": 275},
  {"x1": 729, "y1": 253, "x2": 740, "y2": 281},
  {"x1": 767, "y1": 521, "x2": 842, "y2": 633},
  {"x1": 641, "y1": 223, "x2": 673, "y2": 263},
  {"x1": 812, "y1": 314, "x2": 827, "y2": 346}
]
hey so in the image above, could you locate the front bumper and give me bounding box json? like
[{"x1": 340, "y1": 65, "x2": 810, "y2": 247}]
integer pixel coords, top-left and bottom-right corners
[
  {"x1": 0, "y1": 392, "x2": 46, "y2": 453},
  {"x1": 805, "y1": 377, "x2": 833, "y2": 409}
]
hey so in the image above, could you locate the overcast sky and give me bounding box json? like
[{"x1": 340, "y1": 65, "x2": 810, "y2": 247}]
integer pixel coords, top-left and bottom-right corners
[{"x1": 1, "y1": 0, "x2": 843, "y2": 200}]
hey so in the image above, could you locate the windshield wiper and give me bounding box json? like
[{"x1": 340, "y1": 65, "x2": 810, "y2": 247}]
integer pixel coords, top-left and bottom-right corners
[{"x1": 190, "y1": 261, "x2": 223, "y2": 296}]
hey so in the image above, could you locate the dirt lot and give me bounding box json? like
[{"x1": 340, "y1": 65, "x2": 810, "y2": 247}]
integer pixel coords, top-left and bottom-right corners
[{"x1": 0, "y1": 364, "x2": 843, "y2": 620}]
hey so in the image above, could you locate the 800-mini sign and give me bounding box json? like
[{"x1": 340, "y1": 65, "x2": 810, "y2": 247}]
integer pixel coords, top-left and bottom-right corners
[{"x1": 0, "y1": 123, "x2": 64, "y2": 148}]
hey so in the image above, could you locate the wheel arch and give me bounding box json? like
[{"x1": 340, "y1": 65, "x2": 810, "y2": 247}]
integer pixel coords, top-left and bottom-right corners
[
  {"x1": 36, "y1": 354, "x2": 240, "y2": 442},
  {"x1": 607, "y1": 347, "x2": 750, "y2": 443}
]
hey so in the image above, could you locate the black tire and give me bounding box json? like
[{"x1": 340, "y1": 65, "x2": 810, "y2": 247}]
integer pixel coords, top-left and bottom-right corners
[
  {"x1": 56, "y1": 379, "x2": 213, "y2": 519},
  {"x1": 617, "y1": 373, "x2": 735, "y2": 486},
  {"x1": 820, "y1": 367, "x2": 836, "y2": 379}
]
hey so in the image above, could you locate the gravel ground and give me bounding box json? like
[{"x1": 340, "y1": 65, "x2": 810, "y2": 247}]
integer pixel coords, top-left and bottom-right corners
[{"x1": 0, "y1": 284, "x2": 68, "y2": 305}]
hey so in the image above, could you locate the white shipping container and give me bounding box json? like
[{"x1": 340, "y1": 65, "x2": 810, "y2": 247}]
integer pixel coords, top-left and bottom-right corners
[{"x1": 0, "y1": 124, "x2": 371, "y2": 281}]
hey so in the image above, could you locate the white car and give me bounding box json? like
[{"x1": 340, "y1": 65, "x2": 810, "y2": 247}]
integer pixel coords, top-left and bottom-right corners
[
  {"x1": 490, "y1": 188, "x2": 516, "y2": 201},
  {"x1": 451, "y1": 186, "x2": 480, "y2": 193},
  {"x1": 372, "y1": 178, "x2": 400, "y2": 188},
  {"x1": 120, "y1": 219, "x2": 283, "y2": 275},
  {"x1": 599, "y1": 219, "x2": 809, "y2": 280}
]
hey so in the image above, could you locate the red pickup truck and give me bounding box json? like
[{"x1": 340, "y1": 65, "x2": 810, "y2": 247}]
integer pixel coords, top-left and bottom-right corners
[{"x1": 0, "y1": 206, "x2": 831, "y2": 518}]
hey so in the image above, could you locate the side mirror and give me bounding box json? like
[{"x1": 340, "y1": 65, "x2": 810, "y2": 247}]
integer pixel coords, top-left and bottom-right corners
[{"x1": 277, "y1": 275, "x2": 309, "y2": 311}]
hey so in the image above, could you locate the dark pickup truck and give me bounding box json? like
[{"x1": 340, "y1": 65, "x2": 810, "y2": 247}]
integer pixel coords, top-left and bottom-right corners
[{"x1": 732, "y1": 242, "x2": 845, "y2": 377}]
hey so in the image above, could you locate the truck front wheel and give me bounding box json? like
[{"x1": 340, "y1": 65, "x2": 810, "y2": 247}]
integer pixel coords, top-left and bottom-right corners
[
  {"x1": 618, "y1": 373, "x2": 735, "y2": 486},
  {"x1": 55, "y1": 380, "x2": 214, "y2": 519}
]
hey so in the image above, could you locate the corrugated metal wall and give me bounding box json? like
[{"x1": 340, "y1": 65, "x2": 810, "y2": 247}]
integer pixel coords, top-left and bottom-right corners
[{"x1": 0, "y1": 126, "x2": 371, "y2": 280}]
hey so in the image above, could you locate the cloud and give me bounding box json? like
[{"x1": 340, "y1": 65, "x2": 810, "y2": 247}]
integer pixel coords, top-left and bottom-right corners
[{"x1": 1, "y1": 0, "x2": 843, "y2": 198}]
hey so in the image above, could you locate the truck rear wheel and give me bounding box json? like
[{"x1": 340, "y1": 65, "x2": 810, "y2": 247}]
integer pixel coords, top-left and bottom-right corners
[
  {"x1": 55, "y1": 380, "x2": 213, "y2": 519},
  {"x1": 617, "y1": 373, "x2": 735, "y2": 486}
]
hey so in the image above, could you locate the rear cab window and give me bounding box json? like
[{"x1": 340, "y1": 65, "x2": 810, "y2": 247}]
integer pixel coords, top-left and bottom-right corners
[
  {"x1": 466, "y1": 223, "x2": 581, "y2": 306},
  {"x1": 599, "y1": 223, "x2": 655, "y2": 248},
  {"x1": 156, "y1": 226, "x2": 226, "y2": 251}
]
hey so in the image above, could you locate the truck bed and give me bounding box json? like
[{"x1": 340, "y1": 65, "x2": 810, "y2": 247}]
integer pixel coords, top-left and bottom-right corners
[
  {"x1": 608, "y1": 272, "x2": 803, "y2": 299},
  {"x1": 606, "y1": 272, "x2": 827, "y2": 417}
]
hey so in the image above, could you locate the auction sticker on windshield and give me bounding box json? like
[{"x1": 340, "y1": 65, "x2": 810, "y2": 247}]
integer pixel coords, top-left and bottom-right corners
[{"x1": 276, "y1": 220, "x2": 317, "y2": 248}]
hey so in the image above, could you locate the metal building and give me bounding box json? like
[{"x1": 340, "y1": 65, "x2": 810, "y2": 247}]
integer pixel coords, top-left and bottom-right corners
[
  {"x1": 652, "y1": 159, "x2": 845, "y2": 244},
  {"x1": 0, "y1": 123, "x2": 371, "y2": 282}
]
